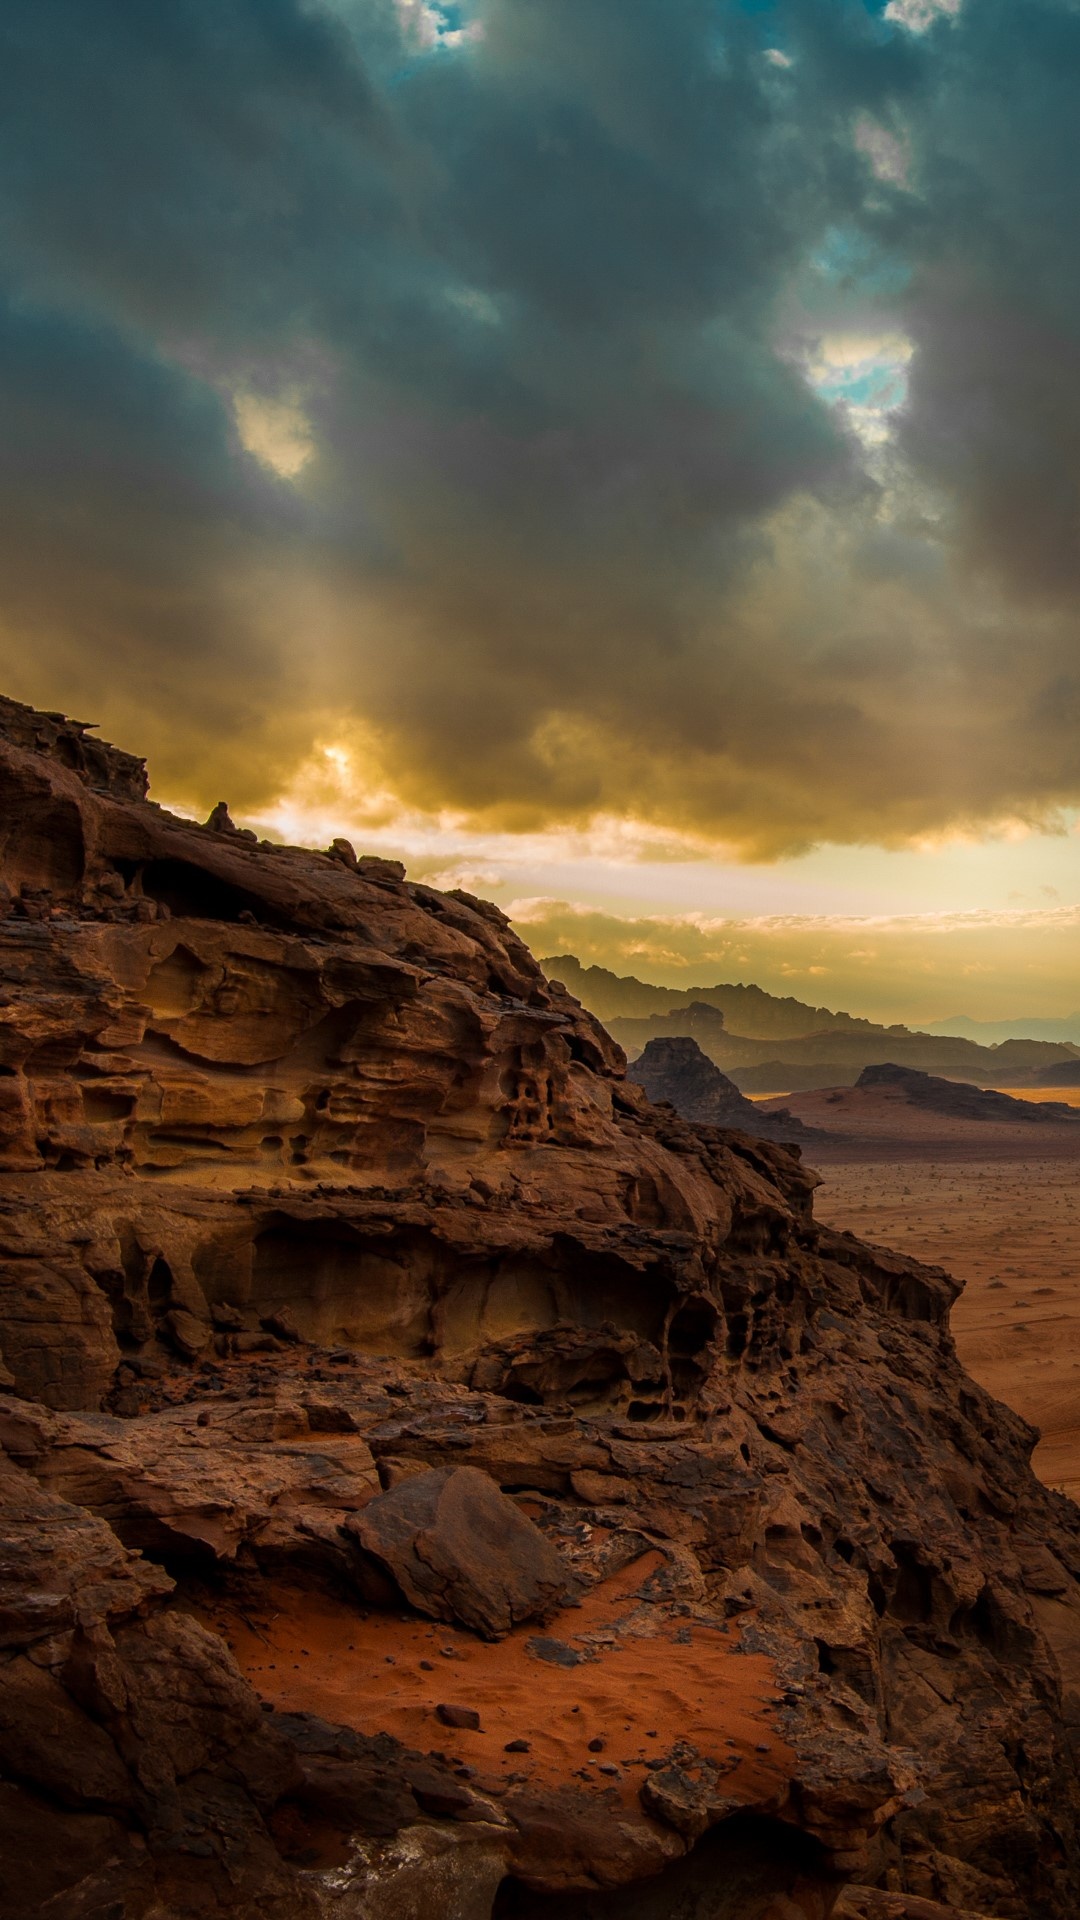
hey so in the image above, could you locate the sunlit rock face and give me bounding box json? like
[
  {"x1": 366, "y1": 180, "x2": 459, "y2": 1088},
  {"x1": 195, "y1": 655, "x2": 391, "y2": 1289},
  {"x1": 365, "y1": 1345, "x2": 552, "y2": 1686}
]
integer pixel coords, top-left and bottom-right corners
[{"x1": 2, "y1": 692, "x2": 1080, "y2": 1920}]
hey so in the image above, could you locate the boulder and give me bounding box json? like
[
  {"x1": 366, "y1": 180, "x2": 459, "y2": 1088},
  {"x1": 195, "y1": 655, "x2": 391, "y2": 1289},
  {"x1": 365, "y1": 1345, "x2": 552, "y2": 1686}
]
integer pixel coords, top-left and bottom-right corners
[{"x1": 348, "y1": 1466, "x2": 571, "y2": 1639}]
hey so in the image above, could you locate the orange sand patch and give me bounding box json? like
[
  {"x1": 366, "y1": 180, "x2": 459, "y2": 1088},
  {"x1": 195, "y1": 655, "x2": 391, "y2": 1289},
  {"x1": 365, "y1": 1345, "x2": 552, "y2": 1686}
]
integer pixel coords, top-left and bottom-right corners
[
  {"x1": 749, "y1": 1084, "x2": 1080, "y2": 1109},
  {"x1": 991, "y1": 1084, "x2": 1080, "y2": 1107},
  {"x1": 203, "y1": 1552, "x2": 792, "y2": 1817}
]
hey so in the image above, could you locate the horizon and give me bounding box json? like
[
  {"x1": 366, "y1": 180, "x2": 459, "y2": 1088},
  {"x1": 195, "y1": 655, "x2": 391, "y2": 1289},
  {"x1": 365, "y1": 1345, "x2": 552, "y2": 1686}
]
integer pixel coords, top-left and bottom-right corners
[
  {"x1": 533, "y1": 948, "x2": 1080, "y2": 1038},
  {"x1": 2, "y1": 0, "x2": 1079, "y2": 1024}
]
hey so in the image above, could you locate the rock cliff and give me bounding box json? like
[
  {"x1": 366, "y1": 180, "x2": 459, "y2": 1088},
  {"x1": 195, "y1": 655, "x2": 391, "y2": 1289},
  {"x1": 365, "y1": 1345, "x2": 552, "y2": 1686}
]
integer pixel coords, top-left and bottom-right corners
[{"x1": 2, "y1": 694, "x2": 1080, "y2": 1920}]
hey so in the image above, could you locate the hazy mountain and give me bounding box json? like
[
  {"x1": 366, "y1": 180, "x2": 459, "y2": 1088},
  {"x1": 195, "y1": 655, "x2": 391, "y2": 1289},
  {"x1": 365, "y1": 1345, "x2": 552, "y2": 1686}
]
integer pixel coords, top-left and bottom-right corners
[
  {"x1": 542, "y1": 955, "x2": 907, "y2": 1039},
  {"x1": 927, "y1": 1014, "x2": 1080, "y2": 1046},
  {"x1": 612, "y1": 1019, "x2": 1078, "y2": 1089},
  {"x1": 547, "y1": 955, "x2": 1080, "y2": 1091}
]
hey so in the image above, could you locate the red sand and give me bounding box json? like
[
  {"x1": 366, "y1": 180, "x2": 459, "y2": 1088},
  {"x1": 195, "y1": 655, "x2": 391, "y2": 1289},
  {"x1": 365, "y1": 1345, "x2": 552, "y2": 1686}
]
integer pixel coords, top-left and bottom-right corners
[{"x1": 203, "y1": 1550, "x2": 792, "y2": 1818}]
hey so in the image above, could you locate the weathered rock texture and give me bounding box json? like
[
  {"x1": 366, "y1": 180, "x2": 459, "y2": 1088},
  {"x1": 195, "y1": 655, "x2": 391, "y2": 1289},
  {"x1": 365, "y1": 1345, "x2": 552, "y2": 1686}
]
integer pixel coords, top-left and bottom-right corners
[{"x1": 2, "y1": 694, "x2": 1080, "y2": 1919}]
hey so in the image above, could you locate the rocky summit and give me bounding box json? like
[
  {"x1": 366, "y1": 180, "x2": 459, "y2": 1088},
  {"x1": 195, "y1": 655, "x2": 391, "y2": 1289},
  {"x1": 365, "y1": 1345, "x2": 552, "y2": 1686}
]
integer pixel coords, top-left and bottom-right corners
[
  {"x1": 626, "y1": 1035, "x2": 824, "y2": 1146},
  {"x1": 2, "y1": 694, "x2": 1080, "y2": 1920}
]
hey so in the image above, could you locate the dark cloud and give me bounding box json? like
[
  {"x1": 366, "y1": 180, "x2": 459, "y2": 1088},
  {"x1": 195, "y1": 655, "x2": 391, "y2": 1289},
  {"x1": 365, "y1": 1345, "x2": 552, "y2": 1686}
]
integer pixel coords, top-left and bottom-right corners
[
  {"x1": 0, "y1": 0, "x2": 1078, "y2": 850},
  {"x1": 899, "y1": 0, "x2": 1080, "y2": 589}
]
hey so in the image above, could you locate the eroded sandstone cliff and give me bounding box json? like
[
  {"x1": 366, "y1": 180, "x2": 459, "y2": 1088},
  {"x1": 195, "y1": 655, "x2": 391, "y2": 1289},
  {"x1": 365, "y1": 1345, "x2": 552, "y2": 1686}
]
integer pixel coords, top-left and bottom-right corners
[{"x1": 2, "y1": 694, "x2": 1080, "y2": 1920}]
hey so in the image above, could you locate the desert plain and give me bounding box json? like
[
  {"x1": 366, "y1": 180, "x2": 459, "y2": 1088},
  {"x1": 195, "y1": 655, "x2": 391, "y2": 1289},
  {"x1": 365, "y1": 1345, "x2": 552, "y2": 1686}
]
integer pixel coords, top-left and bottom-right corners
[{"x1": 762, "y1": 1083, "x2": 1080, "y2": 1498}]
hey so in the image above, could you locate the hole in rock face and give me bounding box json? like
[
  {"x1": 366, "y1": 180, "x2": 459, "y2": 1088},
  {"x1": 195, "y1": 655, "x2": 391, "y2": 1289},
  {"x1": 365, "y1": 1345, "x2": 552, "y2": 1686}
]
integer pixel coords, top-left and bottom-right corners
[
  {"x1": 121, "y1": 857, "x2": 289, "y2": 928},
  {"x1": 501, "y1": 1379, "x2": 544, "y2": 1406},
  {"x1": 889, "y1": 1543, "x2": 934, "y2": 1625},
  {"x1": 144, "y1": 943, "x2": 209, "y2": 1019},
  {"x1": 147, "y1": 1257, "x2": 174, "y2": 1315},
  {"x1": 81, "y1": 1088, "x2": 135, "y2": 1123},
  {"x1": 952, "y1": 1585, "x2": 1035, "y2": 1662},
  {"x1": 726, "y1": 1313, "x2": 749, "y2": 1360},
  {"x1": 94, "y1": 1267, "x2": 144, "y2": 1351},
  {"x1": 669, "y1": 1296, "x2": 718, "y2": 1397},
  {"x1": 493, "y1": 1812, "x2": 830, "y2": 1918},
  {"x1": 669, "y1": 1298, "x2": 718, "y2": 1357}
]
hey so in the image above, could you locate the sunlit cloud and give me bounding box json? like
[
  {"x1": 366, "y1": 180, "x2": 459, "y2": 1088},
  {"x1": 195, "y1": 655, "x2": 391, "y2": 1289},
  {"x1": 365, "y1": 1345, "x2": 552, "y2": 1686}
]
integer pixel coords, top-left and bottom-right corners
[
  {"x1": 243, "y1": 739, "x2": 737, "y2": 871},
  {"x1": 4, "y1": 0, "x2": 1080, "y2": 930},
  {"x1": 884, "y1": 0, "x2": 963, "y2": 32},
  {"x1": 508, "y1": 898, "x2": 1080, "y2": 1025},
  {"x1": 232, "y1": 389, "x2": 315, "y2": 480},
  {"x1": 509, "y1": 897, "x2": 1080, "y2": 940},
  {"x1": 800, "y1": 331, "x2": 914, "y2": 446},
  {"x1": 853, "y1": 114, "x2": 912, "y2": 190}
]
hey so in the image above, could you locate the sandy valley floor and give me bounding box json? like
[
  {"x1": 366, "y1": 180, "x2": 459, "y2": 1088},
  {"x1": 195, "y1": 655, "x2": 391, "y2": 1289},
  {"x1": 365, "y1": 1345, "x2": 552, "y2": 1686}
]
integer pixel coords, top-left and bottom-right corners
[{"x1": 764, "y1": 1086, "x2": 1080, "y2": 1496}]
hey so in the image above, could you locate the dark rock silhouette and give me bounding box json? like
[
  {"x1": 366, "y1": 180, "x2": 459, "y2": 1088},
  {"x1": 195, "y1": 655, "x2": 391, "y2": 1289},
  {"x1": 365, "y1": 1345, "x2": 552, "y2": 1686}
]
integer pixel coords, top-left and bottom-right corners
[
  {"x1": 857, "y1": 1061, "x2": 1080, "y2": 1124},
  {"x1": 627, "y1": 1036, "x2": 823, "y2": 1144}
]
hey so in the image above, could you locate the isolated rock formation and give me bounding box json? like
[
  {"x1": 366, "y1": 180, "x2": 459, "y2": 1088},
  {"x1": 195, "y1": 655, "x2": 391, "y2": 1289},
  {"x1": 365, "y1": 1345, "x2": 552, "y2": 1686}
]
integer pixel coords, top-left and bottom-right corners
[
  {"x1": 627, "y1": 1035, "x2": 823, "y2": 1145},
  {"x1": 856, "y1": 1062, "x2": 1080, "y2": 1124},
  {"x1": 2, "y1": 694, "x2": 1080, "y2": 1919}
]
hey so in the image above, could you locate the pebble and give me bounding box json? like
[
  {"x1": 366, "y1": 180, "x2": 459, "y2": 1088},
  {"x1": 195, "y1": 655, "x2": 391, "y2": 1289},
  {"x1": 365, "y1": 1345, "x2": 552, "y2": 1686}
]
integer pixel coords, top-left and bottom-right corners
[{"x1": 436, "y1": 1703, "x2": 481, "y2": 1730}]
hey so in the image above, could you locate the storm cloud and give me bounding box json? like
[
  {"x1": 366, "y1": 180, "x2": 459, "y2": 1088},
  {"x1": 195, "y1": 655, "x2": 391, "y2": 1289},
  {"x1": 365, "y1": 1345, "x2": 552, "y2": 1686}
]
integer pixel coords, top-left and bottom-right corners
[{"x1": 0, "y1": 0, "x2": 1078, "y2": 852}]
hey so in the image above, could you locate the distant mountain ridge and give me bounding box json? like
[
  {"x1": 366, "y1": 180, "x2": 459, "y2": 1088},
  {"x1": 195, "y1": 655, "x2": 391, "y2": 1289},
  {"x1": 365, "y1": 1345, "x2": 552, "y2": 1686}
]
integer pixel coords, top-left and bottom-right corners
[
  {"x1": 928, "y1": 1013, "x2": 1080, "y2": 1046},
  {"x1": 542, "y1": 955, "x2": 906, "y2": 1038},
  {"x1": 544, "y1": 955, "x2": 1080, "y2": 1091}
]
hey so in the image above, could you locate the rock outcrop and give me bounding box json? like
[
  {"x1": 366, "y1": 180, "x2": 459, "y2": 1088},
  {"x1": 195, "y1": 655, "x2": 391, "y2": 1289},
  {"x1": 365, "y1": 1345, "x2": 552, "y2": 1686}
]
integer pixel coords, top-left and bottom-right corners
[
  {"x1": 627, "y1": 1035, "x2": 823, "y2": 1145},
  {"x1": 2, "y1": 694, "x2": 1080, "y2": 1919},
  {"x1": 855, "y1": 1063, "x2": 1080, "y2": 1125}
]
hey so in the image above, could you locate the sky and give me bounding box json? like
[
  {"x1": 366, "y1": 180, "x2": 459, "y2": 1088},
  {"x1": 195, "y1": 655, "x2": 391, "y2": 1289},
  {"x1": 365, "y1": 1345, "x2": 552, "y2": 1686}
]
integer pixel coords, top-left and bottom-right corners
[{"x1": 1, "y1": 0, "x2": 1078, "y2": 1024}]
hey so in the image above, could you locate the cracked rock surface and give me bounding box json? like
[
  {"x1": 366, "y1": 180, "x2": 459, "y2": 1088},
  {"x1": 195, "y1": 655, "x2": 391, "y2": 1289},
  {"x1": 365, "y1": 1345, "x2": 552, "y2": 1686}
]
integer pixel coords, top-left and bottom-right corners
[{"x1": 1, "y1": 694, "x2": 1080, "y2": 1919}]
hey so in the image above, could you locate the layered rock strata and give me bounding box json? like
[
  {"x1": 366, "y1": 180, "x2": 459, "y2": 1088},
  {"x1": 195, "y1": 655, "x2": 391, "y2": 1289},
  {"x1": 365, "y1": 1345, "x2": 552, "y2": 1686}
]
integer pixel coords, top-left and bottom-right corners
[{"x1": 1, "y1": 694, "x2": 1080, "y2": 1919}]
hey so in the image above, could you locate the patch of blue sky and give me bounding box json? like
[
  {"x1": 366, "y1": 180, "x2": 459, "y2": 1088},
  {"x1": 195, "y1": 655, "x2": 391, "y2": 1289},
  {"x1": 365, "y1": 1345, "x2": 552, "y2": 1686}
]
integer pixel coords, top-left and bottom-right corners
[
  {"x1": 378, "y1": 0, "x2": 479, "y2": 86},
  {"x1": 813, "y1": 359, "x2": 909, "y2": 411},
  {"x1": 811, "y1": 227, "x2": 911, "y2": 300}
]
